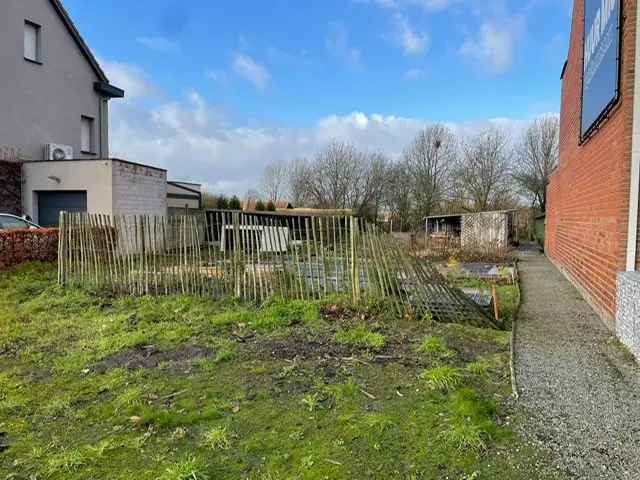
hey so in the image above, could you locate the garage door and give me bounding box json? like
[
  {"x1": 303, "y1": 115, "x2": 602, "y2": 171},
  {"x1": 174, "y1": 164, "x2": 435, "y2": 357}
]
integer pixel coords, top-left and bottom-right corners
[{"x1": 37, "y1": 191, "x2": 87, "y2": 227}]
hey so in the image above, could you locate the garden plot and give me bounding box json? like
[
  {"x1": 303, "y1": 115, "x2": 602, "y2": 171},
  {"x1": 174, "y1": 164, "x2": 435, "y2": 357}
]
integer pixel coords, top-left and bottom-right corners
[{"x1": 0, "y1": 263, "x2": 563, "y2": 480}]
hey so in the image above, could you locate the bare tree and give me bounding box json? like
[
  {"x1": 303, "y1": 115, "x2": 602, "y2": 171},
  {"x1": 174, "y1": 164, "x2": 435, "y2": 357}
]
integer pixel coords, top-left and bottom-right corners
[
  {"x1": 513, "y1": 116, "x2": 559, "y2": 212},
  {"x1": 261, "y1": 160, "x2": 289, "y2": 203},
  {"x1": 288, "y1": 158, "x2": 312, "y2": 207},
  {"x1": 385, "y1": 162, "x2": 413, "y2": 231},
  {"x1": 404, "y1": 124, "x2": 457, "y2": 221},
  {"x1": 282, "y1": 141, "x2": 389, "y2": 218},
  {"x1": 455, "y1": 128, "x2": 513, "y2": 212}
]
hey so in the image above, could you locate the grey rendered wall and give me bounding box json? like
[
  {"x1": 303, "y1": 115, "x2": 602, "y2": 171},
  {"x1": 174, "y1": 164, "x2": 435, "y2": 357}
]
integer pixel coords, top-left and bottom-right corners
[
  {"x1": 21, "y1": 160, "x2": 114, "y2": 223},
  {"x1": 0, "y1": 0, "x2": 107, "y2": 160},
  {"x1": 616, "y1": 272, "x2": 640, "y2": 361},
  {"x1": 112, "y1": 161, "x2": 168, "y2": 217}
]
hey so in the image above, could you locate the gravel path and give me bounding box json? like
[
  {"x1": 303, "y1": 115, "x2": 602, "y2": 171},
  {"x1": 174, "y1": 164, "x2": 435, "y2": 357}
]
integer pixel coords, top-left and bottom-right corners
[{"x1": 514, "y1": 249, "x2": 640, "y2": 479}]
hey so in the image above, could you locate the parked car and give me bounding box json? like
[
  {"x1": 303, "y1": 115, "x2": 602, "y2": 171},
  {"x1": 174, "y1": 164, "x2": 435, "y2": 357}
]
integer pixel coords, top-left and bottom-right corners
[{"x1": 0, "y1": 214, "x2": 41, "y2": 230}]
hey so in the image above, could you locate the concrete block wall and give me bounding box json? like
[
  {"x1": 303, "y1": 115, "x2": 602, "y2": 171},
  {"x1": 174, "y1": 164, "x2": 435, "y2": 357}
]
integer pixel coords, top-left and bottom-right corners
[
  {"x1": 112, "y1": 160, "x2": 167, "y2": 217},
  {"x1": 546, "y1": 0, "x2": 637, "y2": 326}
]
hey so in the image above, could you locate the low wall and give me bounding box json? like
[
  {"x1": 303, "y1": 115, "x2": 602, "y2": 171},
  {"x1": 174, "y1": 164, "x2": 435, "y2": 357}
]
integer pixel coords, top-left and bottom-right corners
[
  {"x1": 617, "y1": 272, "x2": 640, "y2": 361},
  {"x1": 0, "y1": 228, "x2": 58, "y2": 270}
]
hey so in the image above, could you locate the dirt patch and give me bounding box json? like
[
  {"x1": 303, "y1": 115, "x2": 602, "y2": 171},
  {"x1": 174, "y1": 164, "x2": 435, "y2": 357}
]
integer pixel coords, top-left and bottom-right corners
[
  {"x1": 0, "y1": 432, "x2": 8, "y2": 454},
  {"x1": 91, "y1": 344, "x2": 213, "y2": 373},
  {"x1": 246, "y1": 335, "x2": 357, "y2": 361},
  {"x1": 242, "y1": 328, "x2": 425, "y2": 369}
]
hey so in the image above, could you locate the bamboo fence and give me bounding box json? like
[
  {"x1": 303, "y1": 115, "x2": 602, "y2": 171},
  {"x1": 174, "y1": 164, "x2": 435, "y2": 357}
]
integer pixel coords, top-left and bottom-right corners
[{"x1": 57, "y1": 211, "x2": 497, "y2": 328}]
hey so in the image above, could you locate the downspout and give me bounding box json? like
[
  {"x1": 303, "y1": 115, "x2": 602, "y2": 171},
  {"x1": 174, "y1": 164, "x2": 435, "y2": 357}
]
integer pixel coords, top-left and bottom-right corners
[{"x1": 626, "y1": 8, "x2": 640, "y2": 272}]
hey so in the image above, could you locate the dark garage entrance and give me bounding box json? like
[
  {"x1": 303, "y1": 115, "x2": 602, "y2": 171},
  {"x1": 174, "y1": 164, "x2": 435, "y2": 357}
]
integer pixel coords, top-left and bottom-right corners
[{"x1": 37, "y1": 191, "x2": 87, "y2": 227}]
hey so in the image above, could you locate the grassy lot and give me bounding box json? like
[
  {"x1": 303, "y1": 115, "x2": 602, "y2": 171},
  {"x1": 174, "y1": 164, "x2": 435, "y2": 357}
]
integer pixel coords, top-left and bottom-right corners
[{"x1": 0, "y1": 263, "x2": 560, "y2": 480}]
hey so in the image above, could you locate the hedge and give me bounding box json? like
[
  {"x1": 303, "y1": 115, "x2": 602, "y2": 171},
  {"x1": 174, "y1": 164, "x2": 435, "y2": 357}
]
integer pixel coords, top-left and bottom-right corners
[{"x1": 0, "y1": 228, "x2": 58, "y2": 270}]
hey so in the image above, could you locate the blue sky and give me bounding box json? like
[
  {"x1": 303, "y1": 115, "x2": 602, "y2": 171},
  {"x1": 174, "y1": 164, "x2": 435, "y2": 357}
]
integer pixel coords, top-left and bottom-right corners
[{"x1": 62, "y1": 0, "x2": 573, "y2": 194}]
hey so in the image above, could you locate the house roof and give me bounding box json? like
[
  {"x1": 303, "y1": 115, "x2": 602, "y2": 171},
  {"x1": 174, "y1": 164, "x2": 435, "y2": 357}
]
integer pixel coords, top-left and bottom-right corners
[
  {"x1": 424, "y1": 209, "x2": 517, "y2": 220},
  {"x1": 167, "y1": 181, "x2": 202, "y2": 196},
  {"x1": 49, "y1": 0, "x2": 124, "y2": 98}
]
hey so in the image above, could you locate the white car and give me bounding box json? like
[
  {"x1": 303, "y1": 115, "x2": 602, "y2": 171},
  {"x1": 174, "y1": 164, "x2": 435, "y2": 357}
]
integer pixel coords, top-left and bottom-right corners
[{"x1": 0, "y1": 214, "x2": 41, "y2": 230}]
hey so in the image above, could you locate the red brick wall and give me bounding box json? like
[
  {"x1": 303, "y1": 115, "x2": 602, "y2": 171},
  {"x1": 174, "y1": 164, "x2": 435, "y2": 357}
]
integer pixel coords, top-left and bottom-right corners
[{"x1": 546, "y1": 0, "x2": 636, "y2": 325}]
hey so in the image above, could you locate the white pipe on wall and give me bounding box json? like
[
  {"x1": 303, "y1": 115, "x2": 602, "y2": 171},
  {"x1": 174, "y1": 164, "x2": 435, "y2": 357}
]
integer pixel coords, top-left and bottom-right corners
[{"x1": 626, "y1": 7, "x2": 640, "y2": 272}]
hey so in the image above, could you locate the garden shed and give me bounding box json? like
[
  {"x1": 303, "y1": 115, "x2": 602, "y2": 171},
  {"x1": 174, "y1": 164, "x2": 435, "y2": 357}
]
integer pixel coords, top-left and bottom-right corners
[{"x1": 425, "y1": 210, "x2": 518, "y2": 249}]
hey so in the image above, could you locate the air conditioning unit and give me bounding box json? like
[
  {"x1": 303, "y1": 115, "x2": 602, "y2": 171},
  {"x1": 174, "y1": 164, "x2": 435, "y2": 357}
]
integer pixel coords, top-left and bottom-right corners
[{"x1": 44, "y1": 143, "x2": 74, "y2": 161}]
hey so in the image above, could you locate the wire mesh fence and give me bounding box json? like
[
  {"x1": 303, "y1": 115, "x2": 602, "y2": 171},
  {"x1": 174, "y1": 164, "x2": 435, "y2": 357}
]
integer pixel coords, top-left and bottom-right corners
[{"x1": 57, "y1": 211, "x2": 498, "y2": 328}]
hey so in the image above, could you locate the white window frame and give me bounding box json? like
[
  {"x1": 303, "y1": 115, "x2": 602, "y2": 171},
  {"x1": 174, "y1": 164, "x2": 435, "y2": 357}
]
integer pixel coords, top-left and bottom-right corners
[
  {"x1": 24, "y1": 20, "x2": 41, "y2": 63},
  {"x1": 81, "y1": 116, "x2": 95, "y2": 154}
]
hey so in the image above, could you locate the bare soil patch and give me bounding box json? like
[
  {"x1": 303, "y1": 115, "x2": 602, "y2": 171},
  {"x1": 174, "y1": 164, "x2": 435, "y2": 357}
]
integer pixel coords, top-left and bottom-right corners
[{"x1": 91, "y1": 344, "x2": 213, "y2": 373}]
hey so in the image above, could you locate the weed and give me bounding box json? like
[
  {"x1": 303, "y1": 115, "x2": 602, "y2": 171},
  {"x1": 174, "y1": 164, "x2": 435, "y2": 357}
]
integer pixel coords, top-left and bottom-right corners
[
  {"x1": 461, "y1": 472, "x2": 480, "y2": 480},
  {"x1": 46, "y1": 447, "x2": 87, "y2": 475},
  {"x1": 289, "y1": 430, "x2": 304, "y2": 441},
  {"x1": 214, "y1": 340, "x2": 236, "y2": 364},
  {"x1": 325, "y1": 378, "x2": 360, "y2": 400},
  {"x1": 279, "y1": 358, "x2": 300, "y2": 378},
  {"x1": 335, "y1": 325, "x2": 385, "y2": 349},
  {"x1": 363, "y1": 412, "x2": 395, "y2": 433},
  {"x1": 113, "y1": 386, "x2": 144, "y2": 412},
  {"x1": 421, "y1": 366, "x2": 463, "y2": 391},
  {"x1": 466, "y1": 361, "x2": 489, "y2": 376},
  {"x1": 300, "y1": 455, "x2": 315, "y2": 469},
  {"x1": 440, "y1": 423, "x2": 488, "y2": 453},
  {"x1": 252, "y1": 300, "x2": 320, "y2": 330},
  {"x1": 160, "y1": 455, "x2": 209, "y2": 480},
  {"x1": 421, "y1": 311, "x2": 435, "y2": 324},
  {"x1": 417, "y1": 336, "x2": 455, "y2": 359},
  {"x1": 86, "y1": 438, "x2": 117, "y2": 458},
  {"x1": 203, "y1": 425, "x2": 232, "y2": 450},
  {"x1": 301, "y1": 392, "x2": 322, "y2": 412},
  {"x1": 211, "y1": 309, "x2": 252, "y2": 328},
  {"x1": 441, "y1": 389, "x2": 497, "y2": 454}
]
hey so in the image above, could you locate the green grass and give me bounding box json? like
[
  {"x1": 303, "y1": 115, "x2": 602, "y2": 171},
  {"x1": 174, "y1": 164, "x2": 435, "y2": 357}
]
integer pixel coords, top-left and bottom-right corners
[
  {"x1": 0, "y1": 262, "x2": 564, "y2": 480},
  {"x1": 421, "y1": 366, "x2": 464, "y2": 391},
  {"x1": 417, "y1": 336, "x2": 456, "y2": 359},
  {"x1": 334, "y1": 324, "x2": 385, "y2": 349}
]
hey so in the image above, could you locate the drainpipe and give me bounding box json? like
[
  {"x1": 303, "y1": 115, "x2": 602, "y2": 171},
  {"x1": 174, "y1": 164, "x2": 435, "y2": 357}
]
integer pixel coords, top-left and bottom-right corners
[{"x1": 626, "y1": 9, "x2": 640, "y2": 272}]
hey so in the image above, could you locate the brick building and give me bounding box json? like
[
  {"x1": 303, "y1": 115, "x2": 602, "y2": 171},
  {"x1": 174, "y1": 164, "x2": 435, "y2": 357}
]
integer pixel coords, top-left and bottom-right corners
[{"x1": 547, "y1": 0, "x2": 640, "y2": 358}]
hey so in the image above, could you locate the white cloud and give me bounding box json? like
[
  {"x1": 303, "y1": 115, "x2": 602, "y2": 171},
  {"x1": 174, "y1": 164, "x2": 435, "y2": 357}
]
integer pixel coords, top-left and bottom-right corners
[
  {"x1": 104, "y1": 60, "x2": 547, "y2": 196},
  {"x1": 137, "y1": 36, "x2": 180, "y2": 53},
  {"x1": 232, "y1": 54, "x2": 271, "y2": 91},
  {"x1": 99, "y1": 58, "x2": 156, "y2": 100},
  {"x1": 391, "y1": 13, "x2": 429, "y2": 55},
  {"x1": 325, "y1": 22, "x2": 363, "y2": 70},
  {"x1": 459, "y1": 17, "x2": 525, "y2": 74}
]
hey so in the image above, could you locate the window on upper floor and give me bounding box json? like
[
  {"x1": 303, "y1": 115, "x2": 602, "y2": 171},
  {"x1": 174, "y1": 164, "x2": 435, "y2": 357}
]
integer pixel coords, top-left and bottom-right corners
[
  {"x1": 81, "y1": 116, "x2": 95, "y2": 153},
  {"x1": 24, "y1": 21, "x2": 41, "y2": 63}
]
